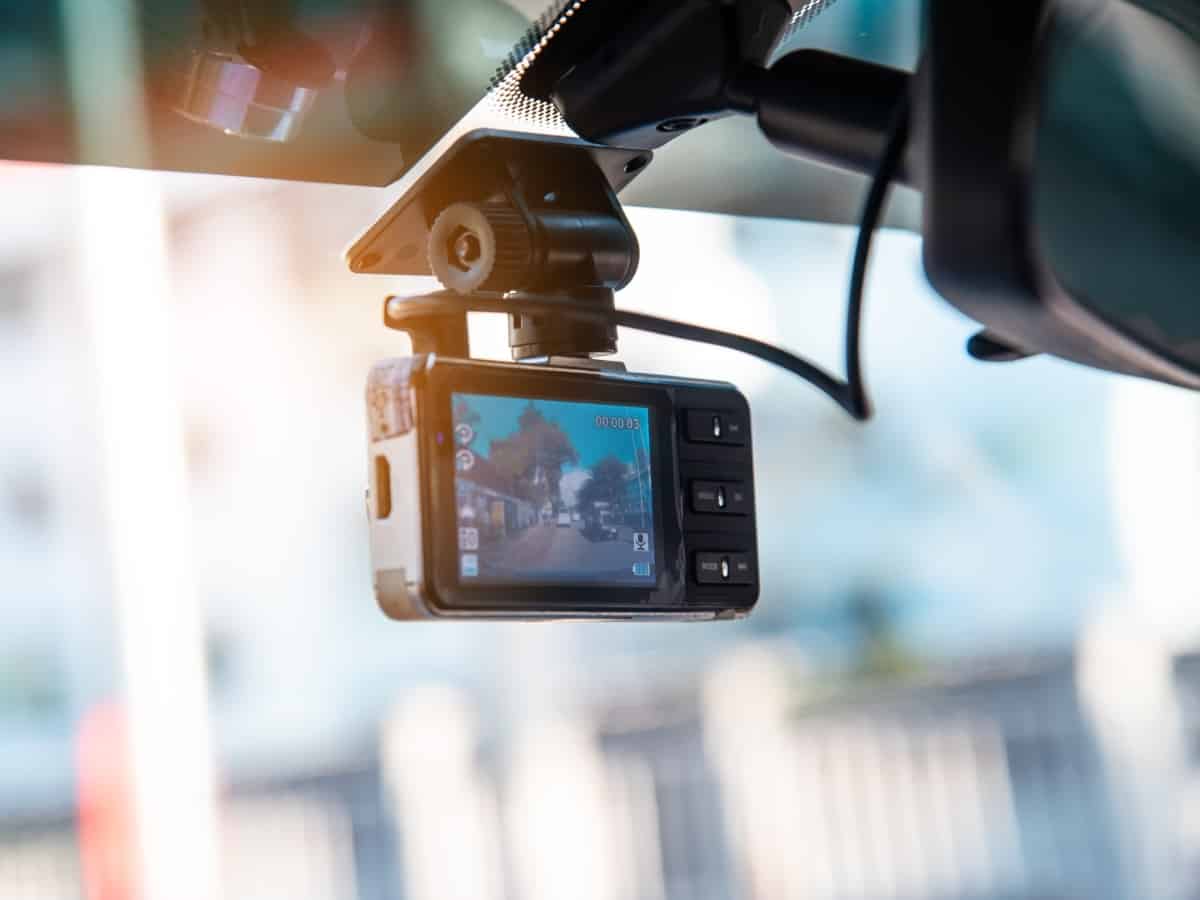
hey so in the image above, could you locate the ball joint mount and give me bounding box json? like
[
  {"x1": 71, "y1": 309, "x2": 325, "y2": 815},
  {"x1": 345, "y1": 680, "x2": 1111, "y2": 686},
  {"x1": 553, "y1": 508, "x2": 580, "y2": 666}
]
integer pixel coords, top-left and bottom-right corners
[{"x1": 356, "y1": 131, "x2": 644, "y2": 363}]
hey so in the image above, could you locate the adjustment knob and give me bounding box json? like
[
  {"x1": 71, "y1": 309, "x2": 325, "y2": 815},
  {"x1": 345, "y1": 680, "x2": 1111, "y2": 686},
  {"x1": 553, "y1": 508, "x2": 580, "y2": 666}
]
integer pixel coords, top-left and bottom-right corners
[{"x1": 428, "y1": 203, "x2": 534, "y2": 294}]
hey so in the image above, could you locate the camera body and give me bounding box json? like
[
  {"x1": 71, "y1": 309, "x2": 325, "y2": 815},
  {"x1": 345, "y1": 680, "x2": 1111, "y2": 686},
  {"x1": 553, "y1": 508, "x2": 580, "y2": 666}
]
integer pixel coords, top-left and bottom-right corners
[
  {"x1": 367, "y1": 355, "x2": 758, "y2": 620},
  {"x1": 360, "y1": 132, "x2": 762, "y2": 621}
]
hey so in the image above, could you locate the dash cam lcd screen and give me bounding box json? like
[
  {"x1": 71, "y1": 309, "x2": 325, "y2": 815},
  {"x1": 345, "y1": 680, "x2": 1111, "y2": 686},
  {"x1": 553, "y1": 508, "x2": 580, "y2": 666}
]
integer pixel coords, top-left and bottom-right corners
[{"x1": 450, "y1": 392, "x2": 656, "y2": 586}]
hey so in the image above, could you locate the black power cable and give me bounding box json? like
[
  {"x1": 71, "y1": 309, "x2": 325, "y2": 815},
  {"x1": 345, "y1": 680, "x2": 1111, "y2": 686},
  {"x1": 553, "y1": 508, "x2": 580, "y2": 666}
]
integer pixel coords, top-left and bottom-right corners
[
  {"x1": 387, "y1": 94, "x2": 912, "y2": 420},
  {"x1": 843, "y1": 92, "x2": 913, "y2": 419}
]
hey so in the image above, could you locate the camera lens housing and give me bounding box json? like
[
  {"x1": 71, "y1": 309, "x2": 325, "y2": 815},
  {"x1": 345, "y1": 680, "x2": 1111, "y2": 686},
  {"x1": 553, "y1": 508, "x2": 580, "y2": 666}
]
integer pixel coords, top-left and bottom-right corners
[{"x1": 426, "y1": 193, "x2": 639, "y2": 297}]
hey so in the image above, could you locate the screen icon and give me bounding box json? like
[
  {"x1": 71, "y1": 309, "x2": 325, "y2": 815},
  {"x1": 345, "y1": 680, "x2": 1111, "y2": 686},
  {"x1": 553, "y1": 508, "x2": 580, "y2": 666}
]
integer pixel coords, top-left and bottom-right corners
[
  {"x1": 633, "y1": 531, "x2": 649, "y2": 552},
  {"x1": 632, "y1": 561, "x2": 651, "y2": 577},
  {"x1": 454, "y1": 423, "x2": 475, "y2": 446},
  {"x1": 460, "y1": 553, "x2": 478, "y2": 577},
  {"x1": 458, "y1": 527, "x2": 479, "y2": 551},
  {"x1": 455, "y1": 448, "x2": 475, "y2": 472}
]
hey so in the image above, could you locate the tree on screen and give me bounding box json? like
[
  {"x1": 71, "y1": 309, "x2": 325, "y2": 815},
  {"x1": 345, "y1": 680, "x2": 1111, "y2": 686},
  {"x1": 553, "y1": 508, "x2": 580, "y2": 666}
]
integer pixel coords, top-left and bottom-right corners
[
  {"x1": 577, "y1": 456, "x2": 630, "y2": 513},
  {"x1": 489, "y1": 403, "x2": 579, "y2": 509}
]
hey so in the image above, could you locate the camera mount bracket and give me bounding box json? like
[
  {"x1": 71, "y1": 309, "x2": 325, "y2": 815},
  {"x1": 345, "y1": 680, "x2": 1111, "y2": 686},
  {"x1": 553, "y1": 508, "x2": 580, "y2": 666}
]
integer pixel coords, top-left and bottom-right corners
[{"x1": 351, "y1": 130, "x2": 646, "y2": 362}]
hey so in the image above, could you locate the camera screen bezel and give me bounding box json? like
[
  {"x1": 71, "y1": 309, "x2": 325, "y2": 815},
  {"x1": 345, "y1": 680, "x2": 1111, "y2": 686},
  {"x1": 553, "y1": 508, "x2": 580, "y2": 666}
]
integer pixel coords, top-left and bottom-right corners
[{"x1": 418, "y1": 361, "x2": 687, "y2": 614}]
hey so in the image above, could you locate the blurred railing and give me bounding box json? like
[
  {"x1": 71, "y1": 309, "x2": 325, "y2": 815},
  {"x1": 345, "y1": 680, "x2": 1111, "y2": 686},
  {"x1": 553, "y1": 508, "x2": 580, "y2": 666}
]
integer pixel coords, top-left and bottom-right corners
[
  {"x1": 597, "y1": 654, "x2": 1122, "y2": 900},
  {"x1": 5, "y1": 650, "x2": 1198, "y2": 900},
  {"x1": 220, "y1": 767, "x2": 398, "y2": 900}
]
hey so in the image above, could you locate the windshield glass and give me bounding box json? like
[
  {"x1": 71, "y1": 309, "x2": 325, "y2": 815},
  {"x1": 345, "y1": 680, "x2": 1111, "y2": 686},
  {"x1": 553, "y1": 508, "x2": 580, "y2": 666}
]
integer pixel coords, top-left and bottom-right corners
[
  {"x1": 0, "y1": 0, "x2": 923, "y2": 226},
  {"x1": 3, "y1": 164, "x2": 1189, "y2": 900}
]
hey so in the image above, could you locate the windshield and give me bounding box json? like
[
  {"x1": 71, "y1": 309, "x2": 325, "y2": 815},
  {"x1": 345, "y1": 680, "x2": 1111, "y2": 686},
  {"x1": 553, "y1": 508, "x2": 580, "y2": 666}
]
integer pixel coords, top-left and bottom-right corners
[
  {"x1": 0, "y1": 0, "x2": 923, "y2": 227},
  {"x1": 2, "y1": 160, "x2": 1190, "y2": 900}
]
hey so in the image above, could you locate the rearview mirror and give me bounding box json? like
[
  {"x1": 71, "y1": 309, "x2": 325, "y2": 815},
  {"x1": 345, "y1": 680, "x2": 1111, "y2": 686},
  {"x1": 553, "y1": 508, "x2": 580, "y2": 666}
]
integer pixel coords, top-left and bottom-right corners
[{"x1": 921, "y1": 0, "x2": 1200, "y2": 388}]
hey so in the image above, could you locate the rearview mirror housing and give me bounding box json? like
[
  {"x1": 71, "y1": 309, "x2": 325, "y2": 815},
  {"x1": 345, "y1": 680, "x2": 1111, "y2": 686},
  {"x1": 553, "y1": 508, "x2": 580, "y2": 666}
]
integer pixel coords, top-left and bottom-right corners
[{"x1": 920, "y1": 0, "x2": 1200, "y2": 388}]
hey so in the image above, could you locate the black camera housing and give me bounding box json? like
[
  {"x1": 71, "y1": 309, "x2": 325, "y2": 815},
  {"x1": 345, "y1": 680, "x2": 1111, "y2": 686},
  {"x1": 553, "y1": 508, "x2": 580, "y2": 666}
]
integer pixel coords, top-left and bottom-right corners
[{"x1": 367, "y1": 356, "x2": 758, "y2": 620}]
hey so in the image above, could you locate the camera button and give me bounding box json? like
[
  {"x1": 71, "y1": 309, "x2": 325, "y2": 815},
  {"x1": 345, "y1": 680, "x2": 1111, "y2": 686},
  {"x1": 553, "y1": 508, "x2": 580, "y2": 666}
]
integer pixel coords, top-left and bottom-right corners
[
  {"x1": 728, "y1": 553, "x2": 755, "y2": 585},
  {"x1": 691, "y1": 481, "x2": 749, "y2": 515},
  {"x1": 685, "y1": 409, "x2": 747, "y2": 446},
  {"x1": 695, "y1": 552, "x2": 755, "y2": 585},
  {"x1": 695, "y1": 553, "x2": 727, "y2": 584}
]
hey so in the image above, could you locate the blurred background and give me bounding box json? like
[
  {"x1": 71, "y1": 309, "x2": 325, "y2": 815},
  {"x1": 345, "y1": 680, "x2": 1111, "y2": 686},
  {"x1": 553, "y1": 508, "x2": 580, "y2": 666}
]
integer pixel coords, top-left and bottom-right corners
[
  {"x1": 7, "y1": 160, "x2": 1200, "y2": 900},
  {"x1": 6, "y1": 1, "x2": 1200, "y2": 900}
]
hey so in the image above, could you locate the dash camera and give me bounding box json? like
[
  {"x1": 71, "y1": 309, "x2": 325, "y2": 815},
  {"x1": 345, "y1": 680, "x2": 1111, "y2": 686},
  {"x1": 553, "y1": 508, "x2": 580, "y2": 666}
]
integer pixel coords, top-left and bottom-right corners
[
  {"x1": 366, "y1": 355, "x2": 758, "y2": 620},
  {"x1": 357, "y1": 131, "x2": 764, "y2": 621}
]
